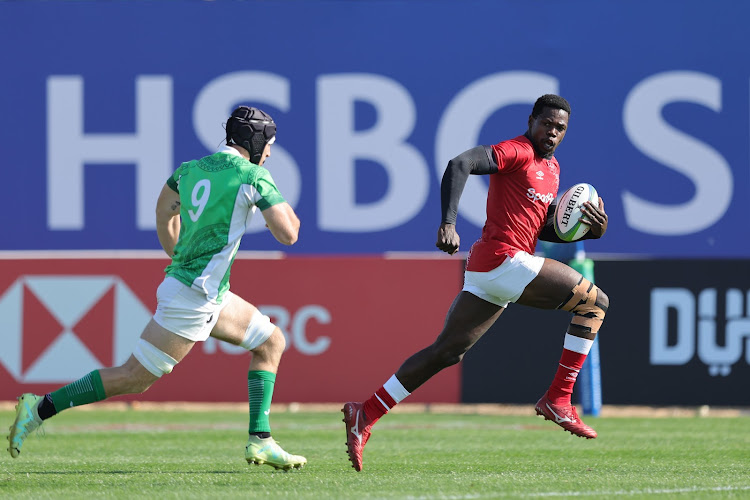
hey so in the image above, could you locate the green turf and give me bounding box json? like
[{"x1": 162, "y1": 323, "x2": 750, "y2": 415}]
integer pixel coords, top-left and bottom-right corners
[{"x1": 1, "y1": 407, "x2": 749, "y2": 499}]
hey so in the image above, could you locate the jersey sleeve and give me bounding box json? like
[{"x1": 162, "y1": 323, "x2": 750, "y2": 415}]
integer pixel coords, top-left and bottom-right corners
[
  {"x1": 250, "y1": 168, "x2": 286, "y2": 210},
  {"x1": 440, "y1": 146, "x2": 498, "y2": 224},
  {"x1": 490, "y1": 139, "x2": 533, "y2": 173},
  {"x1": 166, "y1": 174, "x2": 179, "y2": 193},
  {"x1": 166, "y1": 162, "x2": 190, "y2": 193}
]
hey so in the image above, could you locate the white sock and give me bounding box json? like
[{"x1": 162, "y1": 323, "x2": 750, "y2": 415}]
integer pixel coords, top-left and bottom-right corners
[
  {"x1": 383, "y1": 375, "x2": 411, "y2": 403},
  {"x1": 563, "y1": 333, "x2": 594, "y2": 355}
]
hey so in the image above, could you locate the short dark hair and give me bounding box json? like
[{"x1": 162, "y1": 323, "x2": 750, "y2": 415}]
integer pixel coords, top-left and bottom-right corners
[{"x1": 531, "y1": 94, "x2": 571, "y2": 118}]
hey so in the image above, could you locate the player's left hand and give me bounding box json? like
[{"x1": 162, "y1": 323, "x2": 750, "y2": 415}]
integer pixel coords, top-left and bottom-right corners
[{"x1": 580, "y1": 197, "x2": 608, "y2": 238}]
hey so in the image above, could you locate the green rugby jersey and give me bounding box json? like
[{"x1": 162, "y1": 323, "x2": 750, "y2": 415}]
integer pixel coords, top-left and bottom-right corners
[{"x1": 164, "y1": 146, "x2": 286, "y2": 303}]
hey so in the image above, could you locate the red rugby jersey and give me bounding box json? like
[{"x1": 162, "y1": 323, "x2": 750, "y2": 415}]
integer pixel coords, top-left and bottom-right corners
[{"x1": 465, "y1": 135, "x2": 560, "y2": 272}]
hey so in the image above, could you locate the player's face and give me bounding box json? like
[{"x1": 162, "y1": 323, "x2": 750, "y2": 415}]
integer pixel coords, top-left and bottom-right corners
[
  {"x1": 258, "y1": 142, "x2": 272, "y2": 166},
  {"x1": 527, "y1": 107, "x2": 569, "y2": 158}
]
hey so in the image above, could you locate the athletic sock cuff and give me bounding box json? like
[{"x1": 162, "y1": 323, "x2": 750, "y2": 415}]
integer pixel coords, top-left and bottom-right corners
[
  {"x1": 91, "y1": 370, "x2": 106, "y2": 400},
  {"x1": 383, "y1": 375, "x2": 411, "y2": 403},
  {"x1": 563, "y1": 333, "x2": 594, "y2": 355},
  {"x1": 248, "y1": 370, "x2": 276, "y2": 382}
]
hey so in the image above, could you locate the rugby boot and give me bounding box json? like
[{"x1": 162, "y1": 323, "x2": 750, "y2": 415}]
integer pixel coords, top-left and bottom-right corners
[
  {"x1": 7, "y1": 393, "x2": 44, "y2": 458},
  {"x1": 535, "y1": 392, "x2": 597, "y2": 439},
  {"x1": 245, "y1": 435, "x2": 306, "y2": 471},
  {"x1": 342, "y1": 401, "x2": 373, "y2": 471}
]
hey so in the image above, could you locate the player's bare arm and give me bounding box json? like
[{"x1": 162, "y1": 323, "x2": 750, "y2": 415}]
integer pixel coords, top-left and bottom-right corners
[
  {"x1": 262, "y1": 202, "x2": 300, "y2": 245},
  {"x1": 437, "y1": 146, "x2": 498, "y2": 254},
  {"x1": 155, "y1": 183, "x2": 181, "y2": 256},
  {"x1": 580, "y1": 197, "x2": 607, "y2": 238}
]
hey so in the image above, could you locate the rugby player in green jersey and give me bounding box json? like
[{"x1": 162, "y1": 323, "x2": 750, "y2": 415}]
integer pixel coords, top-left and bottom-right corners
[{"x1": 8, "y1": 106, "x2": 306, "y2": 471}]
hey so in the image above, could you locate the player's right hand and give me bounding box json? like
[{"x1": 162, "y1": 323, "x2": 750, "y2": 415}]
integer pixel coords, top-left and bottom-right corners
[
  {"x1": 436, "y1": 223, "x2": 460, "y2": 255},
  {"x1": 580, "y1": 197, "x2": 608, "y2": 239}
]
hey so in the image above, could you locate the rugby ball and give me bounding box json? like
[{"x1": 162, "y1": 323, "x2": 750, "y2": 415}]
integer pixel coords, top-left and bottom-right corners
[{"x1": 554, "y1": 183, "x2": 599, "y2": 242}]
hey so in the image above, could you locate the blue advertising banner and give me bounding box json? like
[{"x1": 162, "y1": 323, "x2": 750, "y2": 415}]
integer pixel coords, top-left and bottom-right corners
[{"x1": 1, "y1": 1, "x2": 747, "y2": 257}]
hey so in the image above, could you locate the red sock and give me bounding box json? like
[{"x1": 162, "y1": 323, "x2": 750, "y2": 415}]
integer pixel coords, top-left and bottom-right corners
[
  {"x1": 362, "y1": 386, "x2": 396, "y2": 425},
  {"x1": 547, "y1": 348, "x2": 587, "y2": 405}
]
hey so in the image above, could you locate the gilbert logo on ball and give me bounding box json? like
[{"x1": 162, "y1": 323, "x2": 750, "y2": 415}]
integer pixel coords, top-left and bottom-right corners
[{"x1": 554, "y1": 183, "x2": 599, "y2": 242}]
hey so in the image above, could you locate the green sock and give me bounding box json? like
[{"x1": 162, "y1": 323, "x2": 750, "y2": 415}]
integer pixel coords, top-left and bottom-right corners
[
  {"x1": 49, "y1": 370, "x2": 106, "y2": 413},
  {"x1": 248, "y1": 370, "x2": 276, "y2": 434}
]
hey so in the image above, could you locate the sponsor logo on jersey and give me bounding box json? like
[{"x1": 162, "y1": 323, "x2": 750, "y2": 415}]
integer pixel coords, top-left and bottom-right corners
[{"x1": 526, "y1": 188, "x2": 555, "y2": 204}]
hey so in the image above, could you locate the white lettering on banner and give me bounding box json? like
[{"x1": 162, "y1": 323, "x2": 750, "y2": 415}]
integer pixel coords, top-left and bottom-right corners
[
  {"x1": 193, "y1": 71, "x2": 302, "y2": 233},
  {"x1": 44, "y1": 71, "x2": 736, "y2": 238},
  {"x1": 290, "y1": 305, "x2": 332, "y2": 355},
  {"x1": 623, "y1": 71, "x2": 733, "y2": 235},
  {"x1": 202, "y1": 305, "x2": 332, "y2": 356},
  {"x1": 650, "y1": 288, "x2": 695, "y2": 364},
  {"x1": 650, "y1": 287, "x2": 750, "y2": 376},
  {"x1": 47, "y1": 75, "x2": 173, "y2": 230},
  {"x1": 435, "y1": 72, "x2": 559, "y2": 227},
  {"x1": 318, "y1": 74, "x2": 429, "y2": 231}
]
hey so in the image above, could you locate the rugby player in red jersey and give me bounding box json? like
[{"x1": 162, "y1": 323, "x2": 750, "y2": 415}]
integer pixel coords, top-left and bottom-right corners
[{"x1": 342, "y1": 94, "x2": 609, "y2": 471}]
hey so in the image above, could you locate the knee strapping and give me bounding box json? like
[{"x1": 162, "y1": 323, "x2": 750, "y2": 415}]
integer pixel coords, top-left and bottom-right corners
[
  {"x1": 133, "y1": 339, "x2": 178, "y2": 377},
  {"x1": 239, "y1": 312, "x2": 276, "y2": 351},
  {"x1": 558, "y1": 277, "x2": 608, "y2": 336}
]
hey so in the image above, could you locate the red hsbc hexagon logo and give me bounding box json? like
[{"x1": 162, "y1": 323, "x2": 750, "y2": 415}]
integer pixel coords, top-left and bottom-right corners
[{"x1": 0, "y1": 275, "x2": 150, "y2": 383}]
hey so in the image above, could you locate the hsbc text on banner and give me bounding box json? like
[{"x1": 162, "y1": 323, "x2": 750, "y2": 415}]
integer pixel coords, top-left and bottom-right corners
[
  {"x1": 1, "y1": 0, "x2": 750, "y2": 258},
  {"x1": 0, "y1": 257, "x2": 463, "y2": 403}
]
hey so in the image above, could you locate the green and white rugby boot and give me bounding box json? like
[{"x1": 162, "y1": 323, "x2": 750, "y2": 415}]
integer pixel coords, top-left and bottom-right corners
[
  {"x1": 7, "y1": 393, "x2": 43, "y2": 458},
  {"x1": 245, "y1": 435, "x2": 306, "y2": 471}
]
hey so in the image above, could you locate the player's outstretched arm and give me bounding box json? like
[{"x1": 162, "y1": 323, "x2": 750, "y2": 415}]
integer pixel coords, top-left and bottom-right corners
[
  {"x1": 437, "y1": 146, "x2": 498, "y2": 254},
  {"x1": 262, "y1": 202, "x2": 300, "y2": 245},
  {"x1": 155, "y1": 183, "x2": 181, "y2": 257}
]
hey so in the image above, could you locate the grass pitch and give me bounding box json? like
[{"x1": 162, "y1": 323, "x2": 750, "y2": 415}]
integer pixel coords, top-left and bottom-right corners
[{"x1": 1, "y1": 404, "x2": 749, "y2": 499}]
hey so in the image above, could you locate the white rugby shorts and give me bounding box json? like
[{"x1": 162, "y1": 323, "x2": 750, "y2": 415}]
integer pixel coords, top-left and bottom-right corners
[
  {"x1": 463, "y1": 251, "x2": 545, "y2": 307},
  {"x1": 153, "y1": 276, "x2": 234, "y2": 341}
]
